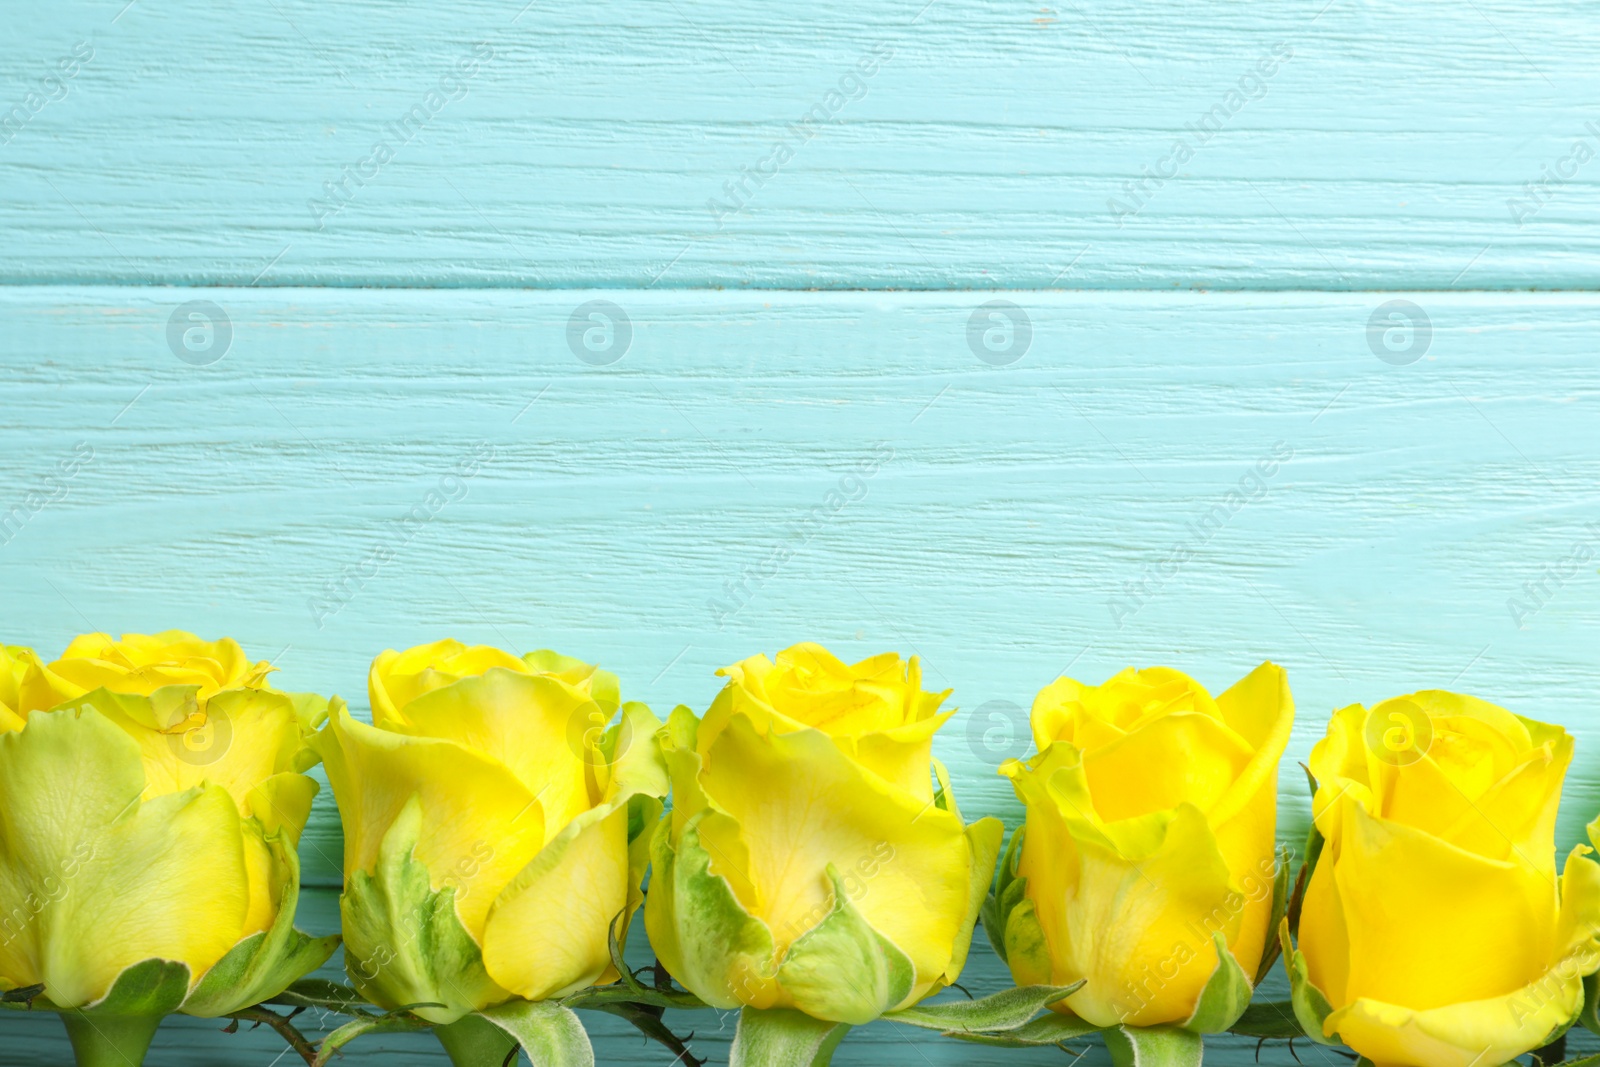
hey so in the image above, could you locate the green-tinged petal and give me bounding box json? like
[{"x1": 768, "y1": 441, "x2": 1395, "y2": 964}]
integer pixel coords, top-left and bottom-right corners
[
  {"x1": 0, "y1": 707, "x2": 250, "y2": 1008},
  {"x1": 1004, "y1": 897, "x2": 1054, "y2": 989},
  {"x1": 942, "y1": 815, "x2": 1003, "y2": 989},
  {"x1": 478, "y1": 999, "x2": 595, "y2": 1067},
  {"x1": 776, "y1": 864, "x2": 916, "y2": 1024},
  {"x1": 730, "y1": 1007, "x2": 850, "y2": 1067},
  {"x1": 313, "y1": 701, "x2": 546, "y2": 941},
  {"x1": 643, "y1": 809, "x2": 778, "y2": 1010},
  {"x1": 181, "y1": 801, "x2": 338, "y2": 1017},
  {"x1": 339, "y1": 796, "x2": 508, "y2": 1023}
]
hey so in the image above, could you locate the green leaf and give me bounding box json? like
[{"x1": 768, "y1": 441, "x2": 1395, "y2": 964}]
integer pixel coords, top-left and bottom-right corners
[
  {"x1": 1227, "y1": 1001, "x2": 1304, "y2": 1039},
  {"x1": 730, "y1": 1007, "x2": 851, "y2": 1067},
  {"x1": 1280, "y1": 918, "x2": 1338, "y2": 1045},
  {"x1": 478, "y1": 999, "x2": 595, "y2": 1067},
  {"x1": 1182, "y1": 930, "x2": 1254, "y2": 1034},
  {"x1": 1103, "y1": 1024, "x2": 1204, "y2": 1067},
  {"x1": 941, "y1": 1012, "x2": 1101, "y2": 1048},
  {"x1": 885, "y1": 983, "x2": 1082, "y2": 1033},
  {"x1": 1253, "y1": 846, "x2": 1293, "y2": 985},
  {"x1": 776, "y1": 864, "x2": 916, "y2": 1024},
  {"x1": 267, "y1": 978, "x2": 369, "y2": 1014},
  {"x1": 312, "y1": 1011, "x2": 432, "y2": 1067}
]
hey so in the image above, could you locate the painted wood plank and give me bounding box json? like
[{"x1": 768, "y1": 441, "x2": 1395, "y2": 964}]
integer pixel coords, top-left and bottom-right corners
[
  {"x1": 3, "y1": 0, "x2": 1600, "y2": 288},
  {"x1": 3, "y1": 286, "x2": 1599, "y2": 1061}
]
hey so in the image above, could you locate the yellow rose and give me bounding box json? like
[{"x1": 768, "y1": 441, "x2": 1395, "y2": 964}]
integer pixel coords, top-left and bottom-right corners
[
  {"x1": 645, "y1": 643, "x2": 1003, "y2": 1034},
  {"x1": 48, "y1": 630, "x2": 273, "y2": 699},
  {"x1": 992, "y1": 663, "x2": 1293, "y2": 1034},
  {"x1": 1288, "y1": 691, "x2": 1600, "y2": 1067},
  {"x1": 313, "y1": 639, "x2": 666, "y2": 1041},
  {"x1": 0, "y1": 634, "x2": 335, "y2": 1065},
  {"x1": 0, "y1": 644, "x2": 75, "y2": 732}
]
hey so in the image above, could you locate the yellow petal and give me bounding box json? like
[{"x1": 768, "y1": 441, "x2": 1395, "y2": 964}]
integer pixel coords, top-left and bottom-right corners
[
  {"x1": 1004, "y1": 744, "x2": 1240, "y2": 1027},
  {"x1": 86, "y1": 687, "x2": 313, "y2": 809},
  {"x1": 313, "y1": 703, "x2": 547, "y2": 941},
  {"x1": 379, "y1": 668, "x2": 596, "y2": 840},
  {"x1": 368, "y1": 639, "x2": 531, "y2": 728},
  {"x1": 1082, "y1": 712, "x2": 1254, "y2": 822},
  {"x1": 0, "y1": 707, "x2": 250, "y2": 1007},
  {"x1": 481, "y1": 802, "x2": 632, "y2": 1001},
  {"x1": 1330, "y1": 797, "x2": 1555, "y2": 1010},
  {"x1": 50, "y1": 631, "x2": 271, "y2": 699},
  {"x1": 1328, "y1": 975, "x2": 1581, "y2": 1067},
  {"x1": 698, "y1": 711, "x2": 972, "y2": 990}
]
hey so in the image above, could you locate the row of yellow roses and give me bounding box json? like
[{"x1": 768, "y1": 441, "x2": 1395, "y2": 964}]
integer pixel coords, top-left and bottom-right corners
[{"x1": 1, "y1": 633, "x2": 1597, "y2": 1067}]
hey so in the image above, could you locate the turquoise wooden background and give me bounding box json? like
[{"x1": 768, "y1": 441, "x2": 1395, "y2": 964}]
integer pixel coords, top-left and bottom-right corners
[{"x1": 4, "y1": 0, "x2": 1599, "y2": 1063}]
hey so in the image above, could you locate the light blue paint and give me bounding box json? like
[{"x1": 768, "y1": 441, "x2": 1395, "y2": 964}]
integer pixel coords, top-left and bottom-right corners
[
  {"x1": 3, "y1": 287, "x2": 1599, "y2": 1062},
  {"x1": 3, "y1": 0, "x2": 1599, "y2": 1061}
]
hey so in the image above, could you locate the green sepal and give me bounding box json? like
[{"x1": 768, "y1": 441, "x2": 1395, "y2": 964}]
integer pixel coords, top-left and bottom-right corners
[
  {"x1": 650, "y1": 809, "x2": 776, "y2": 1010},
  {"x1": 730, "y1": 1007, "x2": 850, "y2": 1067},
  {"x1": 340, "y1": 795, "x2": 503, "y2": 1023},
  {"x1": 1002, "y1": 897, "x2": 1053, "y2": 983},
  {"x1": 1580, "y1": 970, "x2": 1600, "y2": 1035},
  {"x1": 478, "y1": 999, "x2": 595, "y2": 1067},
  {"x1": 776, "y1": 863, "x2": 916, "y2": 1024},
  {"x1": 885, "y1": 982, "x2": 1082, "y2": 1033},
  {"x1": 81, "y1": 958, "x2": 191, "y2": 1017},
  {"x1": 1292, "y1": 764, "x2": 1324, "y2": 938},
  {"x1": 1279, "y1": 918, "x2": 1337, "y2": 1045},
  {"x1": 982, "y1": 826, "x2": 1027, "y2": 965},
  {"x1": 1103, "y1": 1024, "x2": 1204, "y2": 1067},
  {"x1": 940, "y1": 1011, "x2": 1101, "y2": 1048},
  {"x1": 1226, "y1": 1001, "x2": 1304, "y2": 1039},
  {"x1": 1252, "y1": 846, "x2": 1294, "y2": 985},
  {"x1": 182, "y1": 815, "x2": 339, "y2": 1017},
  {"x1": 1182, "y1": 930, "x2": 1254, "y2": 1034}
]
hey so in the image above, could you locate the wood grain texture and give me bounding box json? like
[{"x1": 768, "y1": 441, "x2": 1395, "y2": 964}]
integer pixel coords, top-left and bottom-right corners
[
  {"x1": 3, "y1": 286, "x2": 1600, "y2": 1063},
  {"x1": 4, "y1": 0, "x2": 1600, "y2": 288}
]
